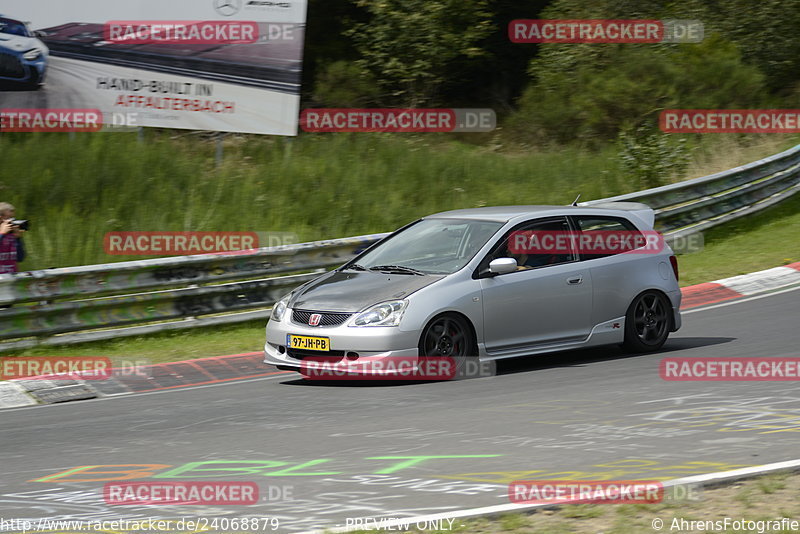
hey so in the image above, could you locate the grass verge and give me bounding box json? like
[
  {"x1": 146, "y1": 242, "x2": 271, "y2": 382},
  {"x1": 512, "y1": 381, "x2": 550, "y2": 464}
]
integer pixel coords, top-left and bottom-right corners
[
  {"x1": 676, "y1": 188, "x2": 800, "y2": 286},
  {"x1": 336, "y1": 471, "x2": 800, "y2": 534},
  {"x1": 3, "y1": 132, "x2": 796, "y2": 271},
  {"x1": 3, "y1": 132, "x2": 625, "y2": 270}
]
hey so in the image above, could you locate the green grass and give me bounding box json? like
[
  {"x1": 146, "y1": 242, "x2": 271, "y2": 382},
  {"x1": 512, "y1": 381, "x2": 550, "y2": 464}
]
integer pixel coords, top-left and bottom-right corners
[
  {"x1": 756, "y1": 474, "x2": 788, "y2": 495},
  {"x1": 2, "y1": 131, "x2": 629, "y2": 270},
  {"x1": 8, "y1": 131, "x2": 792, "y2": 272},
  {"x1": 676, "y1": 188, "x2": 800, "y2": 286},
  {"x1": 7, "y1": 321, "x2": 267, "y2": 364}
]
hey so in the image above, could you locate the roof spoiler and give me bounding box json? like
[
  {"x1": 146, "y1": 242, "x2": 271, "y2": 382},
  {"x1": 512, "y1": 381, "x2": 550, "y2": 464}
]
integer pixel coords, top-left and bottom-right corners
[{"x1": 577, "y1": 201, "x2": 656, "y2": 228}]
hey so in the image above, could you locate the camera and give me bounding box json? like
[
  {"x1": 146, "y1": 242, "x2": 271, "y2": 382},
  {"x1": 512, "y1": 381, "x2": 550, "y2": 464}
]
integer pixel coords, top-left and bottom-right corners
[{"x1": 11, "y1": 220, "x2": 29, "y2": 231}]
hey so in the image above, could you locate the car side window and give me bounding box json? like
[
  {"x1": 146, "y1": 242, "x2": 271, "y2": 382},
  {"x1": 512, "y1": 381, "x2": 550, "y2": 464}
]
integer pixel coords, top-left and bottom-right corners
[
  {"x1": 485, "y1": 217, "x2": 576, "y2": 272},
  {"x1": 574, "y1": 216, "x2": 643, "y2": 260}
]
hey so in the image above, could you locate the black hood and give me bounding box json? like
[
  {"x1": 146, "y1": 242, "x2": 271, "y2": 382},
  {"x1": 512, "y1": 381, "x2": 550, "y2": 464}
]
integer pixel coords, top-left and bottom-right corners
[{"x1": 289, "y1": 270, "x2": 444, "y2": 313}]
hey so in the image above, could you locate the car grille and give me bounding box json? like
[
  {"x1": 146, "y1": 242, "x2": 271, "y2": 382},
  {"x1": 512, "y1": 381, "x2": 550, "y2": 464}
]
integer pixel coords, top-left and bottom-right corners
[
  {"x1": 286, "y1": 349, "x2": 346, "y2": 361},
  {"x1": 0, "y1": 52, "x2": 24, "y2": 78},
  {"x1": 292, "y1": 309, "x2": 352, "y2": 327}
]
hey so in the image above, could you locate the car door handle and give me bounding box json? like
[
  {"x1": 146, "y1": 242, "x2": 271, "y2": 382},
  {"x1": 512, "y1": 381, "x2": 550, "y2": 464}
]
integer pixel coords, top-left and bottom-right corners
[{"x1": 567, "y1": 276, "x2": 583, "y2": 285}]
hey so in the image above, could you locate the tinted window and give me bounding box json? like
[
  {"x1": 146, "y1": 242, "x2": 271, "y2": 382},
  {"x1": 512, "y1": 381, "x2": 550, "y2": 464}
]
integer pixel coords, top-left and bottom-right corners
[
  {"x1": 485, "y1": 217, "x2": 576, "y2": 272},
  {"x1": 0, "y1": 19, "x2": 30, "y2": 37},
  {"x1": 574, "y1": 216, "x2": 643, "y2": 260}
]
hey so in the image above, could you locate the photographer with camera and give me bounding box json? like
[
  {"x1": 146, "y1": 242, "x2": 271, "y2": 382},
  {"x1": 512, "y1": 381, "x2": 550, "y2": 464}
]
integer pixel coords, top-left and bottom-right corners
[{"x1": 0, "y1": 202, "x2": 27, "y2": 275}]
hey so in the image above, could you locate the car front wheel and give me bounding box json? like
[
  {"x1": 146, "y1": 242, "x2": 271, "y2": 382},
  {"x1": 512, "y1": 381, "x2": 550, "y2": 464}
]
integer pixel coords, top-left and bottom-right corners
[{"x1": 418, "y1": 313, "x2": 476, "y2": 379}]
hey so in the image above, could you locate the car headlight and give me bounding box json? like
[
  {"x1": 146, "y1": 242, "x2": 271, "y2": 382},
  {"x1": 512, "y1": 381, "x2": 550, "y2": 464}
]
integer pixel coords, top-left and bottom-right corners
[
  {"x1": 270, "y1": 295, "x2": 290, "y2": 322},
  {"x1": 349, "y1": 300, "x2": 408, "y2": 327},
  {"x1": 23, "y1": 49, "x2": 42, "y2": 61}
]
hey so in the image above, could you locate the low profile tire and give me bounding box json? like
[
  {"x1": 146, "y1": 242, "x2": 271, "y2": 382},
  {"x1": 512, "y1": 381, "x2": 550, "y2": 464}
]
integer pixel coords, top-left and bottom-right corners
[
  {"x1": 418, "y1": 313, "x2": 476, "y2": 379},
  {"x1": 23, "y1": 71, "x2": 43, "y2": 91},
  {"x1": 622, "y1": 291, "x2": 672, "y2": 353}
]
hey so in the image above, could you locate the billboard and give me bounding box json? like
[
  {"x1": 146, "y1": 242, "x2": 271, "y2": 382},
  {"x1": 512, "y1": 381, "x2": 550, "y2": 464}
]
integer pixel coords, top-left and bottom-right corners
[{"x1": 0, "y1": 0, "x2": 307, "y2": 135}]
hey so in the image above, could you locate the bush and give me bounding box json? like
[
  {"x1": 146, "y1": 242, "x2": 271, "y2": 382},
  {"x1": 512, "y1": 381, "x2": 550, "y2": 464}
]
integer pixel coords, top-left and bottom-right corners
[
  {"x1": 312, "y1": 60, "x2": 381, "y2": 107},
  {"x1": 617, "y1": 125, "x2": 691, "y2": 189},
  {"x1": 509, "y1": 35, "x2": 767, "y2": 144},
  {"x1": 347, "y1": 0, "x2": 492, "y2": 107}
]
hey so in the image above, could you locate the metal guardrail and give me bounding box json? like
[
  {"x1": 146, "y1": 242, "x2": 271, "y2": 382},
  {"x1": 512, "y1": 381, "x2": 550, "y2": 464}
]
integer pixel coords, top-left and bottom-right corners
[
  {"x1": 0, "y1": 235, "x2": 388, "y2": 350},
  {"x1": 2, "y1": 144, "x2": 799, "y2": 350},
  {"x1": 585, "y1": 144, "x2": 800, "y2": 241},
  {"x1": 0, "y1": 234, "x2": 385, "y2": 306}
]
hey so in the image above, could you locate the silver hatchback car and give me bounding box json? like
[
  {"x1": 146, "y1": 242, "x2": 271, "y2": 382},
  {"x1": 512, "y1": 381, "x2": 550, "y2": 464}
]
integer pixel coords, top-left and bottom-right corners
[{"x1": 264, "y1": 203, "x2": 681, "y2": 376}]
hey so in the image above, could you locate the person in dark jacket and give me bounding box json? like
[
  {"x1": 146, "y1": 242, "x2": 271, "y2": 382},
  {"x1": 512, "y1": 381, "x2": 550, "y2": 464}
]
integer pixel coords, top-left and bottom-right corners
[{"x1": 0, "y1": 202, "x2": 26, "y2": 275}]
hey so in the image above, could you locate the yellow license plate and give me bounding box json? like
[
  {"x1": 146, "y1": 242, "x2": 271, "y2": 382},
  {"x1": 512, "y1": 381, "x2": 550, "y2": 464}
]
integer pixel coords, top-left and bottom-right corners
[{"x1": 287, "y1": 335, "x2": 330, "y2": 351}]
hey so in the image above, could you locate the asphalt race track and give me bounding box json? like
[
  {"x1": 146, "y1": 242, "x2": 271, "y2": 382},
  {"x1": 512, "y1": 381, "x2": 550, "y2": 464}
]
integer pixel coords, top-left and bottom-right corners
[
  {"x1": 1, "y1": 287, "x2": 799, "y2": 532},
  {"x1": 0, "y1": 58, "x2": 86, "y2": 110}
]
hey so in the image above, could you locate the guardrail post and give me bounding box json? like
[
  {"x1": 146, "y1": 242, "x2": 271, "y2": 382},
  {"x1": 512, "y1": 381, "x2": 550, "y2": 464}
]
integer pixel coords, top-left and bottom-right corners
[
  {"x1": 284, "y1": 137, "x2": 294, "y2": 163},
  {"x1": 216, "y1": 132, "x2": 225, "y2": 168}
]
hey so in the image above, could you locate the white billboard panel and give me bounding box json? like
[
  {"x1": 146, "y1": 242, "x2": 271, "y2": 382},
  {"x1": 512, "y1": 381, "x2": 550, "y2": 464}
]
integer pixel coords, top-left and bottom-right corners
[{"x1": 0, "y1": 0, "x2": 307, "y2": 135}]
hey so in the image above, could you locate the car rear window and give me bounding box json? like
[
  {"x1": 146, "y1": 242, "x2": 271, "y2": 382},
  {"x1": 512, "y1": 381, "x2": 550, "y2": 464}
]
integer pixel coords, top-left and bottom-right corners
[{"x1": 574, "y1": 216, "x2": 644, "y2": 260}]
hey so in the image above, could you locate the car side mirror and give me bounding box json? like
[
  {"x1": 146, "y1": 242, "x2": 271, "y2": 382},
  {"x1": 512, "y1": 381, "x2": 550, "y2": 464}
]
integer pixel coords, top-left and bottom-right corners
[
  {"x1": 33, "y1": 30, "x2": 46, "y2": 38},
  {"x1": 488, "y1": 258, "x2": 517, "y2": 276}
]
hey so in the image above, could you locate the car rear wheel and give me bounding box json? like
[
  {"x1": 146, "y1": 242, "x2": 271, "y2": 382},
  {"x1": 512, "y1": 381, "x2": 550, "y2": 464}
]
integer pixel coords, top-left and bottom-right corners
[
  {"x1": 622, "y1": 291, "x2": 671, "y2": 352},
  {"x1": 418, "y1": 313, "x2": 476, "y2": 379}
]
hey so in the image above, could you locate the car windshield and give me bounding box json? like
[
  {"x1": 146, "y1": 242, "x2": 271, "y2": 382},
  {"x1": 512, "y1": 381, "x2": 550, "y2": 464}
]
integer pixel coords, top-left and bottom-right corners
[
  {"x1": 0, "y1": 19, "x2": 30, "y2": 37},
  {"x1": 348, "y1": 218, "x2": 503, "y2": 275}
]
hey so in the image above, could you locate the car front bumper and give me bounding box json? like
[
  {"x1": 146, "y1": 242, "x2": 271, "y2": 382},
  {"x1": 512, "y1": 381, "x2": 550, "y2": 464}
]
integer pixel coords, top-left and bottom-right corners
[
  {"x1": 0, "y1": 53, "x2": 46, "y2": 83},
  {"x1": 264, "y1": 311, "x2": 421, "y2": 374}
]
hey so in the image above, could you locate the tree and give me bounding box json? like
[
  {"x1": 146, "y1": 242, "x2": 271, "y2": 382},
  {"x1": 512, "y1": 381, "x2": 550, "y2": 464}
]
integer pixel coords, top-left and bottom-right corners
[
  {"x1": 511, "y1": 34, "x2": 766, "y2": 144},
  {"x1": 348, "y1": 0, "x2": 493, "y2": 107},
  {"x1": 708, "y1": 0, "x2": 800, "y2": 93}
]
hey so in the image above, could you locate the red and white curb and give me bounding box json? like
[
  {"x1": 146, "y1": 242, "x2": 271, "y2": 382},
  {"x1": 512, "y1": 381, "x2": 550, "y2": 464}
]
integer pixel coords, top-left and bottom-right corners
[
  {"x1": 301, "y1": 458, "x2": 800, "y2": 534},
  {"x1": 680, "y1": 261, "x2": 800, "y2": 309},
  {"x1": 0, "y1": 352, "x2": 287, "y2": 410}
]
